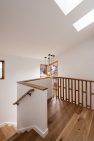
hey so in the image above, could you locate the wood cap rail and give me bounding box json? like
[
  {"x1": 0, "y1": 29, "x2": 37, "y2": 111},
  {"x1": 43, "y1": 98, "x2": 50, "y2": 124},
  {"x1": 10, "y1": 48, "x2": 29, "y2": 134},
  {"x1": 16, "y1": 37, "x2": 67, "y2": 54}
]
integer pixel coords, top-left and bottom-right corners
[
  {"x1": 13, "y1": 89, "x2": 34, "y2": 105},
  {"x1": 18, "y1": 81, "x2": 48, "y2": 91},
  {"x1": 53, "y1": 76, "x2": 94, "y2": 82}
]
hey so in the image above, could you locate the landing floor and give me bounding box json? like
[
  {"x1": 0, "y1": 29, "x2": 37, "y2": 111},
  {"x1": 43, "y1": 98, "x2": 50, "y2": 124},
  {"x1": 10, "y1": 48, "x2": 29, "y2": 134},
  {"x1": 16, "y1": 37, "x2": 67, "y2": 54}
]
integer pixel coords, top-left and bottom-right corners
[{"x1": 10, "y1": 98, "x2": 94, "y2": 141}]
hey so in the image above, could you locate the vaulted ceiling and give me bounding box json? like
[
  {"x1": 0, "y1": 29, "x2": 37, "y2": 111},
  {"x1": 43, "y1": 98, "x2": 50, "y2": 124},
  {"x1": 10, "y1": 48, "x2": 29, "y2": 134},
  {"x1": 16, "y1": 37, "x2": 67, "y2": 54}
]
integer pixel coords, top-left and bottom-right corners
[{"x1": 0, "y1": 0, "x2": 94, "y2": 58}]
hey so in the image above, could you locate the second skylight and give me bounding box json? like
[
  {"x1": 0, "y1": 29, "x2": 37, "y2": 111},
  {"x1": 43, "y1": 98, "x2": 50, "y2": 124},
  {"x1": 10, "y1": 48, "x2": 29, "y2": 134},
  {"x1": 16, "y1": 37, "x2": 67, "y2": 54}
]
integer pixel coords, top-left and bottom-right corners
[
  {"x1": 54, "y1": 0, "x2": 84, "y2": 15},
  {"x1": 73, "y1": 9, "x2": 94, "y2": 31}
]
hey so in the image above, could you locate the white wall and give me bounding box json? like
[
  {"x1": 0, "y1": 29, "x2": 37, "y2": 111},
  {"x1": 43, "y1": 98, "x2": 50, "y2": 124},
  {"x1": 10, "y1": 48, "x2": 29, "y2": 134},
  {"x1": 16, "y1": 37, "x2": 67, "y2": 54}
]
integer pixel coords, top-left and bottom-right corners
[
  {"x1": 17, "y1": 84, "x2": 48, "y2": 137},
  {"x1": 58, "y1": 39, "x2": 94, "y2": 80},
  {"x1": 0, "y1": 55, "x2": 41, "y2": 124}
]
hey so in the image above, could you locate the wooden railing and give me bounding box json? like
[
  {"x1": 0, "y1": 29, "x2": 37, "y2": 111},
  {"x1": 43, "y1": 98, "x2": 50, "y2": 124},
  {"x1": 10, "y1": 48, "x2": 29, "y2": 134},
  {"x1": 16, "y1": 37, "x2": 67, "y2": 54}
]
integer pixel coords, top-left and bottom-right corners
[
  {"x1": 53, "y1": 77, "x2": 94, "y2": 109},
  {"x1": 18, "y1": 81, "x2": 48, "y2": 91},
  {"x1": 13, "y1": 89, "x2": 34, "y2": 105}
]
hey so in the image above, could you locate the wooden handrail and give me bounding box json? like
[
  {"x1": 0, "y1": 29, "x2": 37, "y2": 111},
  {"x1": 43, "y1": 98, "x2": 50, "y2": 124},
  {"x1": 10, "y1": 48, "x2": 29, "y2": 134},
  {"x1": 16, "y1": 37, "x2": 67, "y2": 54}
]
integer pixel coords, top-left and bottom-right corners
[
  {"x1": 13, "y1": 89, "x2": 34, "y2": 105},
  {"x1": 18, "y1": 81, "x2": 48, "y2": 91}
]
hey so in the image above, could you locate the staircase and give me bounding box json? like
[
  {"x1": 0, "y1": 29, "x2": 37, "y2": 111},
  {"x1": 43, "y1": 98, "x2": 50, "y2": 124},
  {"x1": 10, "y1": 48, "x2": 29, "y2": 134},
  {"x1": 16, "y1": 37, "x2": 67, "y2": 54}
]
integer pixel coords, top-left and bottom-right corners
[
  {"x1": 0, "y1": 124, "x2": 16, "y2": 141},
  {"x1": 8, "y1": 130, "x2": 39, "y2": 141}
]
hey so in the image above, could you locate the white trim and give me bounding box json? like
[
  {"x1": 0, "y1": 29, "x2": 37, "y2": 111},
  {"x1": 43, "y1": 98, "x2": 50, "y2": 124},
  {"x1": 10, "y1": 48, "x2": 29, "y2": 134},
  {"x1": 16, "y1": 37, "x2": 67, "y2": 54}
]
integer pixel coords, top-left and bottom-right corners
[
  {"x1": 17, "y1": 125, "x2": 48, "y2": 138},
  {"x1": 0, "y1": 122, "x2": 17, "y2": 130},
  {"x1": 5, "y1": 122, "x2": 17, "y2": 127},
  {"x1": 33, "y1": 126, "x2": 48, "y2": 138},
  {"x1": 0, "y1": 123, "x2": 7, "y2": 128}
]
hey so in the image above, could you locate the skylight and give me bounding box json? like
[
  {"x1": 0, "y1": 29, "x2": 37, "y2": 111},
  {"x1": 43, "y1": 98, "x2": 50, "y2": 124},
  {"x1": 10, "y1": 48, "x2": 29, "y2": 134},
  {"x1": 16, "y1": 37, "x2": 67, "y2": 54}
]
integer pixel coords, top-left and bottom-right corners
[
  {"x1": 54, "y1": 0, "x2": 84, "y2": 15},
  {"x1": 73, "y1": 9, "x2": 94, "y2": 31}
]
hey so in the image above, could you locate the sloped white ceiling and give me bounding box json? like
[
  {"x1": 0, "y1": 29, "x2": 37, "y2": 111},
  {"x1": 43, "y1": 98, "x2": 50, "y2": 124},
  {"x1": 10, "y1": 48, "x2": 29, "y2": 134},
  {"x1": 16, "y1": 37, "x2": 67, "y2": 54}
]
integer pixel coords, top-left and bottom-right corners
[{"x1": 0, "y1": 0, "x2": 94, "y2": 58}]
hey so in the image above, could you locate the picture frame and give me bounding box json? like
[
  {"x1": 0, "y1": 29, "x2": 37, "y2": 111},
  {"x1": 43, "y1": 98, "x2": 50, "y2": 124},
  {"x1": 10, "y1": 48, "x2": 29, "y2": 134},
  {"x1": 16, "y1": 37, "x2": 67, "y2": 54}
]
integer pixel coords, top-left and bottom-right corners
[{"x1": 40, "y1": 61, "x2": 58, "y2": 77}]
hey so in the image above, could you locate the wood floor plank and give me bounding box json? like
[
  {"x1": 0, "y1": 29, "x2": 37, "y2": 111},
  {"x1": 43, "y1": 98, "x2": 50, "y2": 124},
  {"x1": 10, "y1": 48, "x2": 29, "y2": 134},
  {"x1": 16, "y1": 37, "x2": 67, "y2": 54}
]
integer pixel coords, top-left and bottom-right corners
[
  {"x1": 0, "y1": 128, "x2": 5, "y2": 141},
  {"x1": 56, "y1": 113, "x2": 80, "y2": 141},
  {"x1": 64, "y1": 110, "x2": 93, "y2": 141},
  {"x1": 87, "y1": 112, "x2": 94, "y2": 141},
  {"x1": 7, "y1": 133, "x2": 21, "y2": 141},
  {"x1": 0, "y1": 124, "x2": 16, "y2": 141}
]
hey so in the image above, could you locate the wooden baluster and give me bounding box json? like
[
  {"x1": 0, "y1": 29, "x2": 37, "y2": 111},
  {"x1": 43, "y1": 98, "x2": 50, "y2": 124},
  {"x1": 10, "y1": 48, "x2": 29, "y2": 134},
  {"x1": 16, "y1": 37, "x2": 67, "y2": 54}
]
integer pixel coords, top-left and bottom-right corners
[
  {"x1": 78, "y1": 80, "x2": 80, "y2": 106},
  {"x1": 58, "y1": 78, "x2": 60, "y2": 99},
  {"x1": 74, "y1": 80, "x2": 76, "y2": 105},
  {"x1": 60, "y1": 77, "x2": 62, "y2": 99},
  {"x1": 56, "y1": 78, "x2": 59, "y2": 99},
  {"x1": 90, "y1": 82, "x2": 92, "y2": 109},
  {"x1": 86, "y1": 81, "x2": 87, "y2": 108},
  {"x1": 63, "y1": 78, "x2": 65, "y2": 100},
  {"x1": 73, "y1": 80, "x2": 75, "y2": 104},
  {"x1": 68, "y1": 79, "x2": 70, "y2": 102},
  {"x1": 61, "y1": 78, "x2": 63, "y2": 100},
  {"x1": 82, "y1": 81, "x2": 83, "y2": 107},
  {"x1": 52, "y1": 78, "x2": 54, "y2": 98},
  {"x1": 65, "y1": 79, "x2": 67, "y2": 101},
  {"x1": 71, "y1": 79, "x2": 73, "y2": 103}
]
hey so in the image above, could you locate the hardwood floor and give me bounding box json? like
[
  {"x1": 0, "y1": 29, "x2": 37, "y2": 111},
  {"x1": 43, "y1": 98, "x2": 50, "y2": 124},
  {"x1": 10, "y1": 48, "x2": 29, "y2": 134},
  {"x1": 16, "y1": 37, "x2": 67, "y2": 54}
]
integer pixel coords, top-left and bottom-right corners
[{"x1": 2, "y1": 98, "x2": 94, "y2": 141}]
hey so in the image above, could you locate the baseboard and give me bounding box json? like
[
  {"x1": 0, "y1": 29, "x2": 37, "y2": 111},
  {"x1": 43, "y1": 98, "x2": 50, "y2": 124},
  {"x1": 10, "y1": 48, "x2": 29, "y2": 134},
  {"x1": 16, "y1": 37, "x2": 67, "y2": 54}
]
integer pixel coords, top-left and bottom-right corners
[
  {"x1": 33, "y1": 126, "x2": 48, "y2": 138},
  {"x1": 17, "y1": 125, "x2": 48, "y2": 138},
  {"x1": 0, "y1": 123, "x2": 7, "y2": 128},
  {"x1": 0, "y1": 122, "x2": 17, "y2": 129}
]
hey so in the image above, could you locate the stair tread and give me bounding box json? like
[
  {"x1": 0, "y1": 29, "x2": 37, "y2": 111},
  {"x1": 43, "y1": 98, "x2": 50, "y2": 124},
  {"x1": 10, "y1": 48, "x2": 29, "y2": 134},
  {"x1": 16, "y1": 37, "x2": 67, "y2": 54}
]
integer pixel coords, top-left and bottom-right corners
[
  {"x1": 0, "y1": 128, "x2": 5, "y2": 141},
  {"x1": 0, "y1": 124, "x2": 16, "y2": 141},
  {"x1": 7, "y1": 133, "x2": 21, "y2": 141},
  {"x1": 15, "y1": 130, "x2": 39, "y2": 141}
]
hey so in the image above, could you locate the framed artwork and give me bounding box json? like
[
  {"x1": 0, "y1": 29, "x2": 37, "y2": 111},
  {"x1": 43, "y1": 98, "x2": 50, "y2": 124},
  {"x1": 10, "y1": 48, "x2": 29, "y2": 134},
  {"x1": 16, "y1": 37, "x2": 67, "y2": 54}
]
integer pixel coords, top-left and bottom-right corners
[
  {"x1": 40, "y1": 61, "x2": 58, "y2": 77},
  {"x1": 40, "y1": 64, "x2": 47, "y2": 78},
  {"x1": 47, "y1": 61, "x2": 58, "y2": 77}
]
